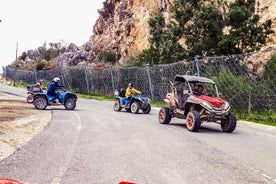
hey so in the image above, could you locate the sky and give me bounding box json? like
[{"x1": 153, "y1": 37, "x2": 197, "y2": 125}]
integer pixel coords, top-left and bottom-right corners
[{"x1": 0, "y1": 0, "x2": 105, "y2": 68}]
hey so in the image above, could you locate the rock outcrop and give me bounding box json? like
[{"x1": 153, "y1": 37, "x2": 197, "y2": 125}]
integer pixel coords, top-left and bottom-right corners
[
  {"x1": 90, "y1": 0, "x2": 173, "y2": 65},
  {"x1": 89, "y1": 0, "x2": 276, "y2": 65}
]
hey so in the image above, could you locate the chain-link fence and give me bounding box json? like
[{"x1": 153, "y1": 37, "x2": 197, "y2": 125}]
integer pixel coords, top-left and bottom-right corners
[{"x1": 3, "y1": 48, "x2": 276, "y2": 116}]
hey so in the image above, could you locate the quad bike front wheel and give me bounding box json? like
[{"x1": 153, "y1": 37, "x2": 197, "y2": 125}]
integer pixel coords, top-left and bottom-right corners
[
  {"x1": 131, "y1": 101, "x2": 140, "y2": 114},
  {"x1": 142, "y1": 104, "x2": 151, "y2": 114},
  {"x1": 159, "y1": 107, "x2": 171, "y2": 124},
  {"x1": 221, "y1": 112, "x2": 237, "y2": 132},
  {"x1": 34, "y1": 96, "x2": 47, "y2": 110},
  {"x1": 64, "y1": 97, "x2": 76, "y2": 110},
  {"x1": 186, "y1": 111, "x2": 201, "y2": 132},
  {"x1": 113, "y1": 100, "x2": 122, "y2": 111}
]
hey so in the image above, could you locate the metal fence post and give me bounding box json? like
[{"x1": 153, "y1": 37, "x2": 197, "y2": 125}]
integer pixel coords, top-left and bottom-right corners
[
  {"x1": 195, "y1": 55, "x2": 201, "y2": 76},
  {"x1": 146, "y1": 64, "x2": 154, "y2": 99},
  {"x1": 109, "y1": 65, "x2": 115, "y2": 92},
  {"x1": 35, "y1": 70, "x2": 38, "y2": 83},
  {"x1": 84, "y1": 66, "x2": 90, "y2": 93}
]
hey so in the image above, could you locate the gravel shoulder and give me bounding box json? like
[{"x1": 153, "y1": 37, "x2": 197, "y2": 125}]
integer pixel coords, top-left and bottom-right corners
[{"x1": 0, "y1": 93, "x2": 51, "y2": 161}]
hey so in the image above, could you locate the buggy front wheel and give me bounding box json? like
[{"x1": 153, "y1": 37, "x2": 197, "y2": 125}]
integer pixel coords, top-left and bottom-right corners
[
  {"x1": 186, "y1": 111, "x2": 201, "y2": 132},
  {"x1": 221, "y1": 112, "x2": 236, "y2": 132}
]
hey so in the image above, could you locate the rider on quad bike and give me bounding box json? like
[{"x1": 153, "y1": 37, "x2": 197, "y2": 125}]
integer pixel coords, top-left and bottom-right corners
[
  {"x1": 113, "y1": 83, "x2": 151, "y2": 114},
  {"x1": 125, "y1": 83, "x2": 141, "y2": 99},
  {"x1": 47, "y1": 77, "x2": 65, "y2": 103}
]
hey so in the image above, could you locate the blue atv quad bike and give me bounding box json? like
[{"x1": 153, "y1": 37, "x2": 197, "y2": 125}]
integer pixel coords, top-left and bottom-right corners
[
  {"x1": 113, "y1": 89, "x2": 151, "y2": 114},
  {"x1": 32, "y1": 87, "x2": 77, "y2": 110}
]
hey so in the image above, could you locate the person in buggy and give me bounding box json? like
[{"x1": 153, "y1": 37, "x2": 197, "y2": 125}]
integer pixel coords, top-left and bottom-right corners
[
  {"x1": 47, "y1": 77, "x2": 65, "y2": 102},
  {"x1": 125, "y1": 83, "x2": 141, "y2": 99},
  {"x1": 194, "y1": 83, "x2": 204, "y2": 96}
]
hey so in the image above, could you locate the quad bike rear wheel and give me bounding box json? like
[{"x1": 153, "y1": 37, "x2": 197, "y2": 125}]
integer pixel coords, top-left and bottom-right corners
[
  {"x1": 221, "y1": 112, "x2": 236, "y2": 132},
  {"x1": 131, "y1": 101, "x2": 140, "y2": 114},
  {"x1": 142, "y1": 104, "x2": 151, "y2": 114},
  {"x1": 113, "y1": 100, "x2": 122, "y2": 111},
  {"x1": 27, "y1": 94, "x2": 34, "y2": 103},
  {"x1": 34, "y1": 96, "x2": 47, "y2": 110},
  {"x1": 186, "y1": 111, "x2": 201, "y2": 132},
  {"x1": 64, "y1": 97, "x2": 76, "y2": 110},
  {"x1": 159, "y1": 107, "x2": 171, "y2": 124}
]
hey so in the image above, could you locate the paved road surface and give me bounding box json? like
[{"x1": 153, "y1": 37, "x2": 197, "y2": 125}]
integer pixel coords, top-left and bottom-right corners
[{"x1": 0, "y1": 84, "x2": 276, "y2": 184}]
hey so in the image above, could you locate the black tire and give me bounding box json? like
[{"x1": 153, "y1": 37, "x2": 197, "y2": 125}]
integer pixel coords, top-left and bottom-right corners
[
  {"x1": 113, "y1": 100, "x2": 122, "y2": 111},
  {"x1": 34, "y1": 96, "x2": 47, "y2": 110},
  {"x1": 131, "y1": 101, "x2": 140, "y2": 114},
  {"x1": 186, "y1": 111, "x2": 201, "y2": 132},
  {"x1": 159, "y1": 107, "x2": 171, "y2": 124},
  {"x1": 27, "y1": 94, "x2": 34, "y2": 103},
  {"x1": 142, "y1": 104, "x2": 151, "y2": 114},
  {"x1": 125, "y1": 108, "x2": 131, "y2": 112},
  {"x1": 221, "y1": 112, "x2": 237, "y2": 132},
  {"x1": 64, "y1": 97, "x2": 76, "y2": 110}
]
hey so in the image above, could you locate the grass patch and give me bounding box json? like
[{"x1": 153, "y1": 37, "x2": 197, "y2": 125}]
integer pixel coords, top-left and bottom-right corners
[
  {"x1": 234, "y1": 110, "x2": 276, "y2": 127},
  {"x1": 77, "y1": 92, "x2": 114, "y2": 101}
]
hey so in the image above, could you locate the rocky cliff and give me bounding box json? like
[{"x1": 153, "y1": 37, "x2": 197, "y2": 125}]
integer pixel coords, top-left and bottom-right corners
[{"x1": 89, "y1": 0, "x2": 276, "y2": 65}]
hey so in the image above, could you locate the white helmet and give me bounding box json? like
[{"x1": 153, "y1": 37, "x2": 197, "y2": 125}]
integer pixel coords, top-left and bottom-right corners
[{"x1": 53, "y1": 77, "x2": 60, "y2": 82}]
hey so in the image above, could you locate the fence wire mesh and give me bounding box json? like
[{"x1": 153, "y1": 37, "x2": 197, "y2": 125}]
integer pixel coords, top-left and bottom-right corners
[{"x1": 3, "y1": 48, "x2": 276, "y2": 115}]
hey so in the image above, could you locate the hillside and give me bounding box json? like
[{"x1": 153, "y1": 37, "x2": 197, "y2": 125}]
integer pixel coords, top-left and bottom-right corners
[{"x1": 89, "y1": 0, "x2": 276, "y2": 65}]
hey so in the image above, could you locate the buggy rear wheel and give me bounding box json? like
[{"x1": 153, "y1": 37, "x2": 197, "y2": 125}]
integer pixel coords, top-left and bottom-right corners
[
  {"x1": 113, "y1": 100, "x2": 122, "y2": 111},
  {"x1": 34, "y1": 96, "x2": 47, "y2": 110},
  {"x1": 64, "y1": 97, "x2": 76, "y2": 110},
  {"x1": 221, "y1": 112, "x2": 236, "y2": 132},
  {"x1": 186, "y1": 111, "x2": 201, "y2": 132},
  {"x1": 159, "y1": 107, "x2": 171, "y2": 124}
]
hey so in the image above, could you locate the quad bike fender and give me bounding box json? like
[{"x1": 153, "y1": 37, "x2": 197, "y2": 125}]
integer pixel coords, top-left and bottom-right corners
[
  {"x1": 33, "y1": 93, "x2": 47, "y2": 99},
  {"x1": 62, "y1": 93, "x2": 77, "y2": 103}
]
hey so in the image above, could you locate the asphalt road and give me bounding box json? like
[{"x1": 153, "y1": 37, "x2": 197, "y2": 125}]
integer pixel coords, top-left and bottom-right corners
[{"x1": 0, "y1": 84, "x2": 276, "y2": 184}]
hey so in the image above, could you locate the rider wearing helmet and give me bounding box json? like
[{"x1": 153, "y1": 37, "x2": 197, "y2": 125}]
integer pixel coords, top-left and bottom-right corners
[
  {"x1": 194, "y1": 83, "x2": 204, "y2": 96},
  {"x1": 125, "y1": 83, "x2": 141, "y2": 99},
  {"x1": 47, "y1": 77, "x2": 65, "y2": 101},
  {"x1": 37, "y1": 79, "x2": 46, "y2": 90}
]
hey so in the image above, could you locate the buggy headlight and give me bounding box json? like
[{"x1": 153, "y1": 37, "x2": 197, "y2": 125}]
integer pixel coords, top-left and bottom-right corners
[
  {"x1": 202, "y1": 101, "x2": 213, "y2": 109},
  {"x1": 223, "y1": 102, "x2": 230, "y2": 110}
]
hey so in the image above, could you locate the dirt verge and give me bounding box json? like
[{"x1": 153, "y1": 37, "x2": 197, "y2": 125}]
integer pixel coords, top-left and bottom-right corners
[{"x1": 0, "y1": 93, "x2": 51, "y2": 161}]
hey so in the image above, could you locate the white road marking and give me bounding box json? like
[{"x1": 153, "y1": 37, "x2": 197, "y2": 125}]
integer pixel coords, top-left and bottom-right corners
[{"x1": 50, "y1": 111, "x2": 82, "y2": 184}]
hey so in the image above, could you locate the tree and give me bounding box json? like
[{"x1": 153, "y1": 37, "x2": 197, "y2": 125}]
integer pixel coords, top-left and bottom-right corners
[
  {"x1": 187, "y1": 4, "x2": 224, "y2": 57},
  {"x1": 135, "y1": 13, "x2": 186, "y2": 66},
  {"x1": 219, "y1": 0, "x2": 274, "y2": 54},
  {"x1": 98, "y1": 51, "x2": 117, "y2": 65},
  {"x1": 153, "y1": 0, "x2": 274, "y2": 60}
]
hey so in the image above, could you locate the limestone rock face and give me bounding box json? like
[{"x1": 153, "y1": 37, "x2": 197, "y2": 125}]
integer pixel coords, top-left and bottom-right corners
[
  {"x1": 258, "y1": 0, "x2": 276, "y2": 45},
  {"x1": 90, "y1": 0, "x2": 276, "y2": 64}
]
